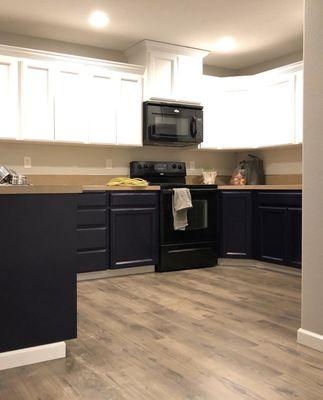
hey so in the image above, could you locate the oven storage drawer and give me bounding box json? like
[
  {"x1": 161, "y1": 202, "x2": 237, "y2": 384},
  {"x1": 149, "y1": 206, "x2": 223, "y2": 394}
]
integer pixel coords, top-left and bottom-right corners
[{"x1": 158, "y1": 242, "x2": 218, "y2": 272}]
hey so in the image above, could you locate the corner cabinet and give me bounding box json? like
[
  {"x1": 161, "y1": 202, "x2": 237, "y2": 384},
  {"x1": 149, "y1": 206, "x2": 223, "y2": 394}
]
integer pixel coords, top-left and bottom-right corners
[
  {"x1": 201, "y1": 62, "x2": 303, "y2": 150},
  {"x1": 109, "y1": 192, "x2": 159, "y2": 269}
]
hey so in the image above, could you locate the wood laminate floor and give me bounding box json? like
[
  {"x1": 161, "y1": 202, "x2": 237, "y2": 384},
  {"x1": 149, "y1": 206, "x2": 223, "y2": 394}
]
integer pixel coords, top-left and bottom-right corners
[{"x1": 1, "y1": 266, "x2": 323, "y2": 400}]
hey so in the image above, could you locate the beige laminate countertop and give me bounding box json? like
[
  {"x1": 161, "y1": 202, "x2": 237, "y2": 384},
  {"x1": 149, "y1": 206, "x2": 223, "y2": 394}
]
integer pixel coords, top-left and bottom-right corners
[
  {"x1": 82, "y1": 185, "x2": 161, "y2": 191},
  {"x1": 0, "y1": 184, "x2": 83, "y2": 195},
  {"x1": 218, "y1": 185, "x2": 302, "y2": 190}
]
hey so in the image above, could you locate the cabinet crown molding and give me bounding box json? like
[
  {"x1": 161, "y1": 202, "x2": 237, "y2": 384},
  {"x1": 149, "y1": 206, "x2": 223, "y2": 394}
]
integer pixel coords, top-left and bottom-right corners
[
  {"x1": 0, "y1": 44, "x2": 145, "y2": 75},
  {"x1": 125, "y1": 40, "x2": 209, "y2": 60}
]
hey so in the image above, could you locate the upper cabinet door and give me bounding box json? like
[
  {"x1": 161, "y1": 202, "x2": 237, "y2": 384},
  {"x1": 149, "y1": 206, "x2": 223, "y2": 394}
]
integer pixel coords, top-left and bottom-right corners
[
  {"x1": 86, "y1": 67, "x2": 117, "y2": 145},
  {"x1": 147, "y1": 51, "x2": 177, "y2": 100},
  {"x1": 256, "y1": 75, "x2": 296, "y2": 147},
  {"x1": 0, "y1": 56, "x2": 18, "y2": 139},
  {"x1": 20, "y1": 60, "x2": 54, "y2": 141},
  {"x1": 218, "y1": 77, "x2": 255, "y2": 149},
  {"x1": 295, "y1": 70, "x2": 303, "y2": 144},
  {"x1": 117, "y1": 74, "x2": 142, "y2": 146},
  {"x1": 54, "y1": 64, "x2": 88, "y2": 143},
  {"x1": 176, "y1": 55, "x2": 202, "y2": 103},
  {"x1": 200, "y1": 75, "x2": 222, "y2": 149},
  {"x1": 201, "y1": 76, "x2": 256, "y2": 149}
]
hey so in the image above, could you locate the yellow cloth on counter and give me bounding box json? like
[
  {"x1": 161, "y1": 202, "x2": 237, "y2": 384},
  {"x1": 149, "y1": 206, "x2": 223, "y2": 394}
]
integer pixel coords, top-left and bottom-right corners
[{"x1": 107, "y1": 177, "x2": 148, "y2": 187}]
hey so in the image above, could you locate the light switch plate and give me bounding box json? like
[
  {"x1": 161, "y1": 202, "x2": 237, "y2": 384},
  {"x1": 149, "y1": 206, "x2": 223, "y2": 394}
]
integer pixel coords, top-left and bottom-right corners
[
  {"x1": 189, "y1": 161, "x2": 195, "y2": 170},
  {"x1": 106, "y1": 159, "x2": 112, "y2": 169},
  {"x1": 24, "y1": 156, "x2": 32, "y2": 168}
]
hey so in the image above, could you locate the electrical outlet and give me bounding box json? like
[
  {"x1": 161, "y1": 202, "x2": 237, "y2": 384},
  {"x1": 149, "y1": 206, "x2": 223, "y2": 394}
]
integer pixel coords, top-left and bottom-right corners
[
  {"x1": 24, "y1": 156, "x2": 32, "y2": 168},
  {"x1": 189, "y1": 161, "x2": 195, "y2": 170},
  {"x1": 106, "y1": 159, "x2": 112, "y2": 169}
]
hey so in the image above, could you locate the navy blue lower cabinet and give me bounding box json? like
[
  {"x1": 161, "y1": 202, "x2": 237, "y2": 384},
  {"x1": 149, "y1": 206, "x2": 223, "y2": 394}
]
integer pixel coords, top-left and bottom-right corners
[
  {"x1": 76, "y1": 191, "x2": 109, "y2": 272},
  {"x1": 109, "y1": 191, "x2": 159, "y2": 269},
  {"x1": 256, "y1": 205, "x2": 287, "y2": 264},
  {"x1": 255, "y1": 191, "x2": 302, "y2": 268},
  {"x1": 0, "y1": 194, "x2": 77, "y2": 353},
  {"x1": 220, "y1": 191, "x2": 253, "y2": 258}
]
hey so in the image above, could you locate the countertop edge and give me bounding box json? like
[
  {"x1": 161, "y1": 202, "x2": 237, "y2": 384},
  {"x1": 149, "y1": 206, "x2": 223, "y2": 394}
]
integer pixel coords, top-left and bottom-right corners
[{"x1": 218, "y1": 185, "x2": 302, "y2": 190}]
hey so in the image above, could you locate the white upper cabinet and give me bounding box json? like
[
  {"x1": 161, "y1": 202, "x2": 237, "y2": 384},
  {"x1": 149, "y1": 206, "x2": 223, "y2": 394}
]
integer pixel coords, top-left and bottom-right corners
[
  {"x1": 126, "y1": 40, "x2": 208, "y2": 104},
  {"x1": 255, "y1": 74, "x2": 296, "y2": 147},
  {"x1": 117, "y1": 74, "x2": 142, "y2": 146},
  {"x1": 86, "y1": 67, "x2": 117, "y2": 145},
  {"x1": 20, "y1": 60, "x2": 54, "y2": 141},
  {"x1": 147, "y1": 51, "x2": 177, "y2": 100},
  {"x1": 54, "y1": 64, "x2": 88, "y2": 143},
  {"x1": 0, "y1": 56, "x2": 18, "y2": 139},
  {"x1": 200, "y1": 75, "x2": 222, "y2": 149},
  {"x1": 176, "y1": 55, "x2": 203, "y2": 103},
  {"x1": 295, "y1": 70, "x2": 303, "y2": 144},
  {"x1": 201, "y1": 62, "x2": 303, "y2": 150},
  {"x1": 201, "y1": 75, "x2": 257, "y2": 149}
]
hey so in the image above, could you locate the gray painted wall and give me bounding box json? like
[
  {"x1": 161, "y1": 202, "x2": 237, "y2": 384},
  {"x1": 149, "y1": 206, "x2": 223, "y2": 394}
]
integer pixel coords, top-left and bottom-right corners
[{"x1": 301, "y1": 0, "x2": 323, "y2": 336}]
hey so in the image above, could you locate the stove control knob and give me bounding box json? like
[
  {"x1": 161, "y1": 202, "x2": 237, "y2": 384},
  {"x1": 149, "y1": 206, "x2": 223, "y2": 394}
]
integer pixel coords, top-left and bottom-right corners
[
  {"x1": 144, "y1": 164, "x2": 148, "y2": 169},
  {"x1": 137, "y1": 164, "x2": 142, "y2": 170},
  {"x1": 172, "y1": 163, "x2": 177, "y2": 169},
  {"x1": 178, "y1": 164, "x2": 183, "y2": 169}
]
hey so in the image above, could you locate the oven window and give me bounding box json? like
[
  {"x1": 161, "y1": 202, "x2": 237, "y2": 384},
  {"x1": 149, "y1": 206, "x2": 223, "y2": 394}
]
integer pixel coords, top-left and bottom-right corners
[
  {"x1": 186, "y1": 200, "x2": 208, "y2": 230},
  {"x1": 153, "y1": 115, "x2": 190, "y2": 137}
]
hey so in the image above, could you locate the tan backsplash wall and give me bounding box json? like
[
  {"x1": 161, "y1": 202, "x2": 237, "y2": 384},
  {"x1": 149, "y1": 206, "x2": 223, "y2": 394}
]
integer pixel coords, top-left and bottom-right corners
[
  {"x1": 0, "y1": 141, "x2": 237, "y2": 178},
  {"x1": 236, "y1": 146, "x2": 303, "y2": 184}
]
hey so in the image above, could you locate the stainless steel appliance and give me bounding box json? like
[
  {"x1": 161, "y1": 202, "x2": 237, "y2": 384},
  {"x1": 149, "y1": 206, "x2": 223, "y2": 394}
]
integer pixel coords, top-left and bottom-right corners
[
  {"x1": 0, "y1": 166, "x2": 28, "y2": 185},
  {"x1": 0, "y1": 166, "x2": 12, "y2": 184},
  {"x1": 143, "y1": 102, "x2": 203, "y2": 146},
  {"x1": 130, "y1": 161, "x2": 218, "y2": 272}
]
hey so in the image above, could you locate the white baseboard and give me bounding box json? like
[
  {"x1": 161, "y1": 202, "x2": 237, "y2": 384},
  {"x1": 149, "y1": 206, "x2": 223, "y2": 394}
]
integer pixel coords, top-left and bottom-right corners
[
  {"x1": 218, "y1": 258, "x2": 301, "y2": 276},
  {"x1": 0, "y1": 342, "x2": 66, "y2": 371},
  {"x1": 77, "y1": 265, "x2": 155, "y2": 281},
  {"x1": 297, "y1": 328, "x2": 323, "y2": 352}
]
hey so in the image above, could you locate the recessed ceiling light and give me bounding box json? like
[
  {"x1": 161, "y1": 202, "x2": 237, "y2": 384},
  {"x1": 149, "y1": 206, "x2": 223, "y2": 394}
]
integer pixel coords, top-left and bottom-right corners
[
  {"x1": 89, "y1": 11, "x2": 110, "y2": 28},
  {"x1": 213, "y1": 36, "x2": 237, "y2": 53}
]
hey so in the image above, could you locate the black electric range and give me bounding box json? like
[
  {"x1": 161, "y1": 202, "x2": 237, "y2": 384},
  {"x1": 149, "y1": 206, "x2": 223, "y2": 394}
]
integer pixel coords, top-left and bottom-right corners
[{"x1": 130, "y1": 161, "x2": 218, "y2": 272}]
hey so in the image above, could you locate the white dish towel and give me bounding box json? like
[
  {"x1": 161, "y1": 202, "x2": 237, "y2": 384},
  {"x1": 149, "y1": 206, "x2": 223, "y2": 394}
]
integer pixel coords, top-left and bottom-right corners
[{"x1": 172, "y1": 188, "x2": 192, "y2": 231}]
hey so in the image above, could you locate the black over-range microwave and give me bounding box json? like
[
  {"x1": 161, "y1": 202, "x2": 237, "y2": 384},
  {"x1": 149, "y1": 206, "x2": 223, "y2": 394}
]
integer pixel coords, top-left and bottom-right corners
[{"x1": 143, "y1": 101, "x2": 203, "y2": 146}]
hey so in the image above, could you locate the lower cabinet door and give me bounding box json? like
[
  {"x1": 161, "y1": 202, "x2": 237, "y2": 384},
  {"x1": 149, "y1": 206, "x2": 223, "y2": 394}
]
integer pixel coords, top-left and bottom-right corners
[
  {"x1": 110, "y1": 208, "x2": 159, "y2": 268},
  {"x1": 256, "y1": 206, "x2": 287, "y2": 264},
  {"x1": 286, "y1": 207, "x2": 302, "y2": 268},
  {"x1": 220, "y1": 191, "x2": 253, "y2": 258}
]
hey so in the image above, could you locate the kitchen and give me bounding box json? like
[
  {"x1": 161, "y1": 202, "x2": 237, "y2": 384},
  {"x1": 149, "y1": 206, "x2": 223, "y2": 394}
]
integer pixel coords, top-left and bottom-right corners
[{"x1": 0, "y1": 1, "x2": 322, "y2": 399}]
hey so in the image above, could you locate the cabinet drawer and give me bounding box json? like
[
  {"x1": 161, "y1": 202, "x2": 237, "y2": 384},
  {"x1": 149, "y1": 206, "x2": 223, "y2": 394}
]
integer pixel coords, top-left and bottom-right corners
[
  {"x1": 77, "y1": 249, "x2": 107, "y2": 272},
  {"x1": 77, "y1": 227, "x2": 107, "y2": 250},
  {"x1": 110, "y1": 192, "x2": 158, "y2": 208},
  {"x1": 78, "y1": 192, "x2": 107, "y2": 208},
  {"x1": 256, "y1": 191, "x2": 301, "y2": 207},
  {"x1": 77, "y1": 209, "x2": 107, "y2": 227}
]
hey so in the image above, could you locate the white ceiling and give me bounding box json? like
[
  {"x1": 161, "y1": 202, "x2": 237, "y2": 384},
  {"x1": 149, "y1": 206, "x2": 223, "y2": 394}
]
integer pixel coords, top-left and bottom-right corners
[{"x1": 0, "y1": 0, "x2": 303, "y2": 69}]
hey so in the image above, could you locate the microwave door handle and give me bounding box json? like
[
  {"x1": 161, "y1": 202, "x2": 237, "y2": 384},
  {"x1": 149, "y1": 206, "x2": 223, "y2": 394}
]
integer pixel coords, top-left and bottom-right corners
[{"x1": 190, "y1": 116, "x2": 197, "y2": 137}]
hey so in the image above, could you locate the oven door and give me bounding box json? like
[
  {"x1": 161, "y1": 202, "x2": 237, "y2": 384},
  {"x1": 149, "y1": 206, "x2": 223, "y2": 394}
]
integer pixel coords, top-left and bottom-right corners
[
  {"x1": 161, "y1": 188, "x2": 217, "y2": 244},
  {"x1": 145, "y1": 103, "x2": 202, "y2": 144}
]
